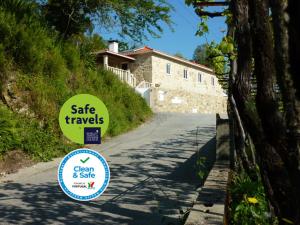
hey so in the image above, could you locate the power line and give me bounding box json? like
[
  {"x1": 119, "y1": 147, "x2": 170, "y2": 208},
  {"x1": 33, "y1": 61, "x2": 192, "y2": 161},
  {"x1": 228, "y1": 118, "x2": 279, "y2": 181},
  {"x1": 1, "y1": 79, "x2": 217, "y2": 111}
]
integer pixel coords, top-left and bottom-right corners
[
  {"x1": 174, "y1": 0, "x2": 213, "y2": 47},
  {"x1": 176, "y1": 0, "x2": 200, "y2": 22},
  {"x1": 173, "y1": 0, "x2": 198, "y2": 30}
]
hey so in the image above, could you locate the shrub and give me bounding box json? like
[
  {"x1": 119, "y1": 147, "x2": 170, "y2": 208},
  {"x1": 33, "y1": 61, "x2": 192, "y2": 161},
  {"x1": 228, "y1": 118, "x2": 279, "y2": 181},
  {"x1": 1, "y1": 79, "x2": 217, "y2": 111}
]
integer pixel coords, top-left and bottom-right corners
[
  {"x1": 0, "y1": 105, "x2": 20, "y2": 156},
  {"x1": 20, "y1": 119, "x2": 71, "y2": 161},
  {"x1": 60, "y1": 41, "x2": 82, "y2": 72},
  {"x1": 230, "y1": 171, "x2": 275, "y2": 225},
  {"x1": 0, "y1": 103, "x2": 73, "y2": 161},
  {"x1": 0, "y1": 44, "x2": 5, "y2": 71}
]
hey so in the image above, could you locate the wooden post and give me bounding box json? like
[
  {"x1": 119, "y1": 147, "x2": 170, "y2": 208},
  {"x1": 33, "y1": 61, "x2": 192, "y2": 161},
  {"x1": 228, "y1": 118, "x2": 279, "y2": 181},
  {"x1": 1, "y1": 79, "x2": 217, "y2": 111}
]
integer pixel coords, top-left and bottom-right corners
[{"x1": 103, "y1": 55, "x2": 108, "y2": 68}]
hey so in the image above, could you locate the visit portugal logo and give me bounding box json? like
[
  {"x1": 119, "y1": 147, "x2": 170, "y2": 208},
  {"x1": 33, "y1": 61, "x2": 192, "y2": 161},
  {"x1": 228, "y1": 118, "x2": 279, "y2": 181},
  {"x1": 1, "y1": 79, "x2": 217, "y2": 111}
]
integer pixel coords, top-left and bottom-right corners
[{"x1": 58, "y1": 148, "x2": 110, "y2": 201}]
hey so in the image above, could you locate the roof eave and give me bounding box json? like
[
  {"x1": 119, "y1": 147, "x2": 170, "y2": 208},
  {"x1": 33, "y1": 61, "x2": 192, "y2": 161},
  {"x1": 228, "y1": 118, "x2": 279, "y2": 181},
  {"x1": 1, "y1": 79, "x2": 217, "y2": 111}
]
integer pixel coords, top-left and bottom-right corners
[
  {"x1": 151, "y1": 50, "x2": 214, "y2": 73},
  {"x1": 94, "y1": 50, "x2": 136, "y2": 61},
  {"x1": 123, "y1": 48, "x2": 214, "y2": 73}
]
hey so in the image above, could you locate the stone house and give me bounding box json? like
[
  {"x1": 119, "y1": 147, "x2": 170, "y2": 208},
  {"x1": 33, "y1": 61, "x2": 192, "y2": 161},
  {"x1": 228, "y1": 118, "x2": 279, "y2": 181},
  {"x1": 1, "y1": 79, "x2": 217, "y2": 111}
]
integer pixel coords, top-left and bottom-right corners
[{"x1": 95, "y1": 41, "x2": 227, "y2": 114}]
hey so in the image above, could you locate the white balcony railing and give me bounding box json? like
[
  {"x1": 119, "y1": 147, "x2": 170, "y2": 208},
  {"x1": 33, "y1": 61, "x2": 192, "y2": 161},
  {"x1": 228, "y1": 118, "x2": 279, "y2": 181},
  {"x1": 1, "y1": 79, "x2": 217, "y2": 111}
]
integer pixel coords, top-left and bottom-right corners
[
  {"x1": 106, "y1": 66, "x2": 136, "y2": 87},
  {"x1": 136, "y1": 80, "x2": 152, "y2": 89}
]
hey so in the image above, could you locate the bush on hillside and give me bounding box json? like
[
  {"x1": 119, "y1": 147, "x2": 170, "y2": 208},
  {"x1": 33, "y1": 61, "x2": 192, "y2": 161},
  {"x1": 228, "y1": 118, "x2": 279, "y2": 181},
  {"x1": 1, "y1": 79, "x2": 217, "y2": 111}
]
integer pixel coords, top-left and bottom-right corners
[{"x1": 0, "y1": 103, "x2": 72, "y2": 160}]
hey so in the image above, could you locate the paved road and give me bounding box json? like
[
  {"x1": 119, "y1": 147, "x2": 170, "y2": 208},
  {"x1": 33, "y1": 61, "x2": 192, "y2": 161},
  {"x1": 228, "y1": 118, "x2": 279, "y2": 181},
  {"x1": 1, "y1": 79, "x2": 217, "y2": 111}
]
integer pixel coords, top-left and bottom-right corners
[{"x1": 0, "y1": 113, "x2": 216, "y2": 225}]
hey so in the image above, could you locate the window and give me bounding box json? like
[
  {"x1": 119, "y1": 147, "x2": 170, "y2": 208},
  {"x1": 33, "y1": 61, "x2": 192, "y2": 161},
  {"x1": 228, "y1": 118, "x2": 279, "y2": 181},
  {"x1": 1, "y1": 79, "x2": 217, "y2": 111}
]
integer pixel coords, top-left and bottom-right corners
[
  {"x1": 198, "y1": 73, "x2": 202, "y2": 83},
  {"x1": 183, "y1": 69, "x2": 188, "y2": 79},
  {"x1": 211, "y1": 77, "x2": 215, "y2": 86},
  {"x1": 166, "y1": 63, "x2": 171, "y2": 74}
]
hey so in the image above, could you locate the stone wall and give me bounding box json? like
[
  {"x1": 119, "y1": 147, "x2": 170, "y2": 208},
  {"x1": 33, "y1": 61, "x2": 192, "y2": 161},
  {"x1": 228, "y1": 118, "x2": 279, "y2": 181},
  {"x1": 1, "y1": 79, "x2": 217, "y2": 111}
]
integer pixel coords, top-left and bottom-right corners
[
  {"x1": 150, "y1": 88, "x2": 227, "y2": 114},
  {"x1": 128, "y1": 54, "x2": 152, "y2": 85}
]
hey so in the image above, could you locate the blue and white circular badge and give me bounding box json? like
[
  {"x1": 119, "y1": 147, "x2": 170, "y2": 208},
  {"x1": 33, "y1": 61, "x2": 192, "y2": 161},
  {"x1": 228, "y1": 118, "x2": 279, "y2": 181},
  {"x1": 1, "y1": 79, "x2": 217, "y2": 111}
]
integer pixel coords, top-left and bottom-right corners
[{"x1": 58, "y1": 148, "x2": 110, "y2": 201}]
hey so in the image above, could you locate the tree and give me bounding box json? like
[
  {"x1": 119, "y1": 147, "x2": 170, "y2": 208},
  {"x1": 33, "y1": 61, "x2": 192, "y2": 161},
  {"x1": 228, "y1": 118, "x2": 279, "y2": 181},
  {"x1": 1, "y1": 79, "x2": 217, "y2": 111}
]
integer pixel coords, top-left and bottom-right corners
[
  {"x1": 118, "y1": 42, "x2": 129, "y2": 52},
  {"x1": 41, "y1": 0, "x2": 173, "y2": 41},
  {"x1": 174, "y1": 52, "x2": 186, "y2": 59},
  {"x1": 187, "y1": 0, "x2": 300, "y2": 223},
  {"x1": 118, "y1": 41, "x2": 138, "y2": 52},
  {"x1": 42, "y1": 0, "x2": 92, "y2": 38},
  {"x1": 0, "y1": 0, "x2": 39, "y2": 21},
  {"x1": 192, "y1": 44, "x2": 209, "y2": 65},
  {"x1": 74, "y1": 33, "x2": 107, "y2": 68},
  {"x1": 198, "y1": 41, "x2": 229, "y2": 90}
]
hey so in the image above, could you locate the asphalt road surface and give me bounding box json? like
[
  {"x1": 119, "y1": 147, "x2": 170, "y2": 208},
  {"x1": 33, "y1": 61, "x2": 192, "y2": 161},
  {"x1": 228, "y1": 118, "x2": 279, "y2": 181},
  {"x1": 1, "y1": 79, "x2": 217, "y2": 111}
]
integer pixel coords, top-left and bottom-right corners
[{"x1": 0, "y1": 113, "x2": 217, "y2": 225}]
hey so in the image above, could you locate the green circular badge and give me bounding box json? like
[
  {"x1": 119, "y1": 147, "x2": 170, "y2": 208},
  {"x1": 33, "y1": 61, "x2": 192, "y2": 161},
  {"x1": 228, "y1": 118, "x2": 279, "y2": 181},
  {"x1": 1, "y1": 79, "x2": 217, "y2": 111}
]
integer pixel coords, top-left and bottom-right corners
[{"x1": 59, "y1": 94, "x2": 109, "y2": 144}]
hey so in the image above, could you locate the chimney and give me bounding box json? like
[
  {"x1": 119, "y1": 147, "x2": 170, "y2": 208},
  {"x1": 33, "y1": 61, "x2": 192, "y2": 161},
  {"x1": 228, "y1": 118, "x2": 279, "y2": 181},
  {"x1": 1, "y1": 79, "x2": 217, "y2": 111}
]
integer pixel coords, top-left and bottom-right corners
[{"x1": 108, "y1": 40, "x2": 119, "y2": 53}]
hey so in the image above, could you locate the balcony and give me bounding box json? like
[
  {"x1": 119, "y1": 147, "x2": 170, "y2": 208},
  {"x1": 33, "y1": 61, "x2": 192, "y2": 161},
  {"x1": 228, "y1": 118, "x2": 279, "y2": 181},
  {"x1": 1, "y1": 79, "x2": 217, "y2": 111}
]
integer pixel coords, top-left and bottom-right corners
[
  {"x1": 106, "y1": 66, "x2": 136, "y2": 88},
  {"x1": 94, "y1": 50, "x2": 137, "y2": 88}
]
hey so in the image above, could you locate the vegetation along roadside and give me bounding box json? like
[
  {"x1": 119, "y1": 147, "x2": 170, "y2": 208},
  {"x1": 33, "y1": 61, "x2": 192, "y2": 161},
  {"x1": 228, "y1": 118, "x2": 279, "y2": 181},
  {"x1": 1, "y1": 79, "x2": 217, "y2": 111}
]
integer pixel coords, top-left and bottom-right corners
[{"x1": 0, "y1": 1, "x2": 153, "y2": 173}]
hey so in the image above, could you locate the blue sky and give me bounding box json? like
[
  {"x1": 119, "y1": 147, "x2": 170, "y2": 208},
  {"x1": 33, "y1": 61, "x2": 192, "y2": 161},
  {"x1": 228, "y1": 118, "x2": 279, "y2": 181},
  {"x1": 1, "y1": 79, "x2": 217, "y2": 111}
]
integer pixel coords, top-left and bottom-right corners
[{"x1": 98, "y1": 0, "x2": 227, "y2": 60}]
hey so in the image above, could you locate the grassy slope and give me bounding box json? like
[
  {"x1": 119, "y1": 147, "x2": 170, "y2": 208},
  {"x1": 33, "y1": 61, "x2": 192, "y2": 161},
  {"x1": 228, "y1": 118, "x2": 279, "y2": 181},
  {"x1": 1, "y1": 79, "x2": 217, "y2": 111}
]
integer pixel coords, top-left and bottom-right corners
[{"x1": 0, "y1": 8, "x2": 152, "y2": 161}]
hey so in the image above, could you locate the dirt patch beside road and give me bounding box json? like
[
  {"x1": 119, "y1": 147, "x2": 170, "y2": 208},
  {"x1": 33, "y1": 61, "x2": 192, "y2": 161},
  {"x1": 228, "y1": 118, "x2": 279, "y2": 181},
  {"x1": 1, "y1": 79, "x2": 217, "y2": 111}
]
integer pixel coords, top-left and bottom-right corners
[{"x1": 0, "y1": 150, "x2": 34, "y2": 177}]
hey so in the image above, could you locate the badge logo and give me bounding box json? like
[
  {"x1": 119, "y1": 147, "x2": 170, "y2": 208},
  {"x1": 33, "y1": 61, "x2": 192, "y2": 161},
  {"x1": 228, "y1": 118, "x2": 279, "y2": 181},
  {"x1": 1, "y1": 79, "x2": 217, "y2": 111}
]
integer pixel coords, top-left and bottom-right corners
[
  {"x1": 59, "y1": 94, "x2": 109, "y2": 144},
  {"x1": 84, "y1": 127, "x2": 101, "y2": 144},
  {"x1": 58, "y1": 149, "x2": 110, "y2": 201}
]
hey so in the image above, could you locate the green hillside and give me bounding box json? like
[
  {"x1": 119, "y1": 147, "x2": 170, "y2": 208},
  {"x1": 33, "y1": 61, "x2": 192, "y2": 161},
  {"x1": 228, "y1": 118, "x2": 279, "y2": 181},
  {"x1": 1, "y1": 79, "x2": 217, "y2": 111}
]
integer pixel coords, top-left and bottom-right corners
[{"x1": 0, "y1": 4, "x2": 152, "y2": 161}]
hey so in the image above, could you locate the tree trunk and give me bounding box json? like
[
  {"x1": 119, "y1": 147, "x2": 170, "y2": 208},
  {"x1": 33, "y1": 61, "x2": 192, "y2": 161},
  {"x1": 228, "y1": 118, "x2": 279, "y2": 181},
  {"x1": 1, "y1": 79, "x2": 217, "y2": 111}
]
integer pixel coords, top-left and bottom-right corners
[
  {"x1": 248, "y1": 0, "x2": 286, "y2": 147},
  {"x1": 270, "y1": 0, "x2": 300, "y2": 176},
  {"x1": 287, "y1": 1, "x2": 300, "y2": 161},
  {"x1": 247, "y1": 0, "x2": 300, "y2": 222},
  {"x1": 227, "y1": 21, "x2": 236, "y2": 170},
  {"x1": 230, "y1": 0, "x2": 257, "y2": 179},
  {"x1": 231, "y1": 95, "x2": 256, "y2": 179},
  {"x1": 194, "y1": 0, "x2": 300, "y2": 222},
  {"x1": 287, "y1": 0, "x2": 300, "y2": 222},
  {"x1": 288, "y1": 0, "x2": 300, "y2": 94}
]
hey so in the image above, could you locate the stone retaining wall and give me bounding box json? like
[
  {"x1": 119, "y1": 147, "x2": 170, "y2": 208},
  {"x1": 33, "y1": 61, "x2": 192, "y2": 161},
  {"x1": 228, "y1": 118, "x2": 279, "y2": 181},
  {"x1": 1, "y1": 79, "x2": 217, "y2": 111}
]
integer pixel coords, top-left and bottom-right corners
[
  {"x1": 150, "y1": 88, "x2": 227, "y2": 114},
  {"x1": 184, "y1": 115, "x2": 230, "y2": 225}
]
